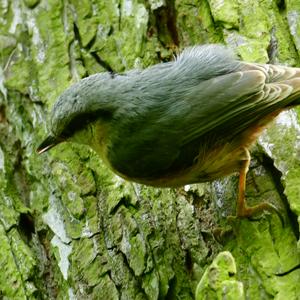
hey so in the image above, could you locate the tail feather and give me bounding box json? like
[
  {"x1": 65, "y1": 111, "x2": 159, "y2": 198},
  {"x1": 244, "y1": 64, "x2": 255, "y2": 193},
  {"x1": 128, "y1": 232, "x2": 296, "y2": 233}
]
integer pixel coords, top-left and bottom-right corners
[
  {"x1": 283, "y1": 78, "x2": 300, "y2": 105},
  {"x1": 241, "y1": 62, "x2": 300, "y2": 106}
]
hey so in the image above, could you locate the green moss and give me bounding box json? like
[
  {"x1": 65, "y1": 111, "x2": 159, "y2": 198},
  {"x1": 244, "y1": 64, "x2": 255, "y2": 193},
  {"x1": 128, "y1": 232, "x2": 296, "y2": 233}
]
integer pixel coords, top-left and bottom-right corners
[
  {"x1": 4, "y1": 49, "x2": 33, "y2": 94},
  {"x1": 92, "y1": 274, "x2": 119, "y2": 300},
  {"x1": 195, "y1": 251, "x2": 245, "y2": 300},
  {"x1": 238, "y1": 0, "x2": 272, "y2": 38},
  {"x1": 0, "y1": 225, "x2": 27, "y2": 299},
  {"x1": 23, "y1": 0, "x2": 40, "y2": 8},
  {"x1": 234, "y1": 37, "x2": 270, "y2": 62},
  {"x1": 0, "y1": 226, "x2": 37, "y2": 298},
  {"x1": 227, "y1": 216, "x2": 300, "y2": 299},
  {"x1": 0, "y1": 1, "x2": 20, "y2": 38},
  {"x1": 81, "y1": 50, "x2": 106, "y2": 75},
  {"x1": 208, "y1": 0, "x2": 239, "y2": 29},
  {"x1": 286, "y1": 0, "x2": 300, "y2": 53},
  {"x1": 70, "y1": 236, "x2": 110, "y2": 291},
  {"x1": 0, "y1": 34, "x2": 17, "y2": 62},
  {"x1": 285, "y1": 163, "x2": 300, "y2": 214},
  {"x1": 32, "y1": 1, "x2": 71, "y2": 104},
  {"x1": 64, "y1": 216, "x2": 84, "y2": 239},
  {"x1": 71, "y1": 0, "x2": 98, "y2": 47},
  {"x1": 106, "y1": 181, "x2": 136, "y2": 214},
  {"x1": 142, "y1": 271, "x2": 159, "y2": 299},
  {"x1": 209, "y1": 145, "x2": 300, "y2": 298},
  {"x1": 81, "y1": 1, "x2": 153, "y2": 71},
  {"x1": 176, "y1": 0, "x2": 223, "y2": 45},
  {"x1": 128, "y1": 233, "x2": 147, "y2": 276},
  {"x1": 222, "y1": 0, "x2": 299, "y2": 64},
  {"x1": 3, "y1": 0, "x2": 300, "y2": 298},
  {"x1": 0, "y1": 191, "x2": 20, "y2": 230},
  {"x1": 258, "y1": 111, "x2": 300, "y2": 216},
  {"x1": 70, "y1": 236, "x2": 110, "y2": 288}
]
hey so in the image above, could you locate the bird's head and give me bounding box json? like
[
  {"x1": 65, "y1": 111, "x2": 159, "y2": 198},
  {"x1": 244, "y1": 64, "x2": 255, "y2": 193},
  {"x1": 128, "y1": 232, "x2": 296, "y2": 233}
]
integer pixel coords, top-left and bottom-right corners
[{"x1": 37, "y1": 73, "x2": 117, "y2": 154}]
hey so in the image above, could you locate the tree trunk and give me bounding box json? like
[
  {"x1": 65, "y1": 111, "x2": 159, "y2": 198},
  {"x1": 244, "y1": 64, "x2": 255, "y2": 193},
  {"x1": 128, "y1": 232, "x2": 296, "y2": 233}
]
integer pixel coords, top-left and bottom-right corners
[{"x1": 1, "y1": 0, "x2": 300, "y2": 299}]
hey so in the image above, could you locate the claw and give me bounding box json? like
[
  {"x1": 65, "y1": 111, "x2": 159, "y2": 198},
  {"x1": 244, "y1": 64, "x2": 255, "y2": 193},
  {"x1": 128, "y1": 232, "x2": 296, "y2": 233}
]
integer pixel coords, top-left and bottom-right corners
[{"x1": 235, "y1": 148, "x2": 284, "y2": 225}]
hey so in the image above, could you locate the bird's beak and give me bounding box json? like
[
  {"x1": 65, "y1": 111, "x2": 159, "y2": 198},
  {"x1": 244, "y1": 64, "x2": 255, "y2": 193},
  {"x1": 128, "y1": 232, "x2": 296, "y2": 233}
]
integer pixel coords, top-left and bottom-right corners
[{"x1": 37, "y1": 135, "x2": 62, "y2": 154}]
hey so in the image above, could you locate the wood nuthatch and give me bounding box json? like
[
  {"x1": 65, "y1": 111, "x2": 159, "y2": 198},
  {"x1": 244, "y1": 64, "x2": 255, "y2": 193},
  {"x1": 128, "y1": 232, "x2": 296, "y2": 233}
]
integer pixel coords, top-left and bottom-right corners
[{"x1": 37, "y1": 45, "x2": 300, "y2": 217}]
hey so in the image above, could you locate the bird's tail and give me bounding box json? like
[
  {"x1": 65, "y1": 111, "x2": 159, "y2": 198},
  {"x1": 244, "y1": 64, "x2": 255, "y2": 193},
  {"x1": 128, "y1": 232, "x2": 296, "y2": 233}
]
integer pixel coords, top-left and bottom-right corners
[{"x1": 242, "y1": 62, "x2": 300, "y2": 106}]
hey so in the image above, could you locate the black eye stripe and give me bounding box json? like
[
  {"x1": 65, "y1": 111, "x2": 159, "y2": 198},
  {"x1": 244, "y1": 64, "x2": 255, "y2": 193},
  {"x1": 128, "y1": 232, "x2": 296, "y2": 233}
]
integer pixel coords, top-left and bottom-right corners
[{"x1": 61, "y1": 109, "x2": 112, "y2": 138}]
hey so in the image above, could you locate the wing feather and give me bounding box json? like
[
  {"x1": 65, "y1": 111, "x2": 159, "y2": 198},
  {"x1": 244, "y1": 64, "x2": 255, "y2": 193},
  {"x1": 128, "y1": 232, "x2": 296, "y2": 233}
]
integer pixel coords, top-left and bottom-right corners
[
  {"x1": 180, "y1": 65, "x2": 300, "y2": 146},
  {"x1": 180, "y1": 70, "x2": 267, "y2": 143}
]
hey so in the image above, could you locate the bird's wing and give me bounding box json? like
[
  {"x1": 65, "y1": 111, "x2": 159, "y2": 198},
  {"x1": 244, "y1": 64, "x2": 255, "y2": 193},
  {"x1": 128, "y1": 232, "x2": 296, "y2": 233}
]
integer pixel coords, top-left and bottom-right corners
[
  {"x1": 108, "y1": 63, "x2": 300, "y2": 180},
  {"x1": 179, "y1": 63, "x2": 300, "y2": 145}
]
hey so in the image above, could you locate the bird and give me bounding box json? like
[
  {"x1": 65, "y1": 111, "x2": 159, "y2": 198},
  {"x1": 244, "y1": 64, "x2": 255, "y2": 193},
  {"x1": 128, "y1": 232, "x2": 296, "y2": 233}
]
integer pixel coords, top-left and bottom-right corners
[{"x1": 37, "y1": 44, "x2": 300, "y2": 218}]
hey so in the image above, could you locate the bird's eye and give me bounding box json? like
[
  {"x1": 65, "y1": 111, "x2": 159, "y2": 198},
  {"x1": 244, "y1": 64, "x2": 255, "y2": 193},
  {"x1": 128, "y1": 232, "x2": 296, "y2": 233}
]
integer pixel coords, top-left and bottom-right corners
[{"x1": 61, "y1": 109, "x2": 112, "y2": 138}]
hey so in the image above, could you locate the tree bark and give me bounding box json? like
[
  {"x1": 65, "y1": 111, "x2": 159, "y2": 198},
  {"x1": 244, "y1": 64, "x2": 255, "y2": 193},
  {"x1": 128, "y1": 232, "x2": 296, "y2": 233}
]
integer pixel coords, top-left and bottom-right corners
[{"x1": 1, "y1": 0, "x2": 300, "y2": 299}]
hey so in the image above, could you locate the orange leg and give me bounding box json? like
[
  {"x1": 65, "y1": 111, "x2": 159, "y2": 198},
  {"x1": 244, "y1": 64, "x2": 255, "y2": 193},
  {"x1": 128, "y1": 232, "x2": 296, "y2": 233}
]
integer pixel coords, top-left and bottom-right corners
[{"x1": 237, "y1": 148, "x2": 280, "y2": 218}]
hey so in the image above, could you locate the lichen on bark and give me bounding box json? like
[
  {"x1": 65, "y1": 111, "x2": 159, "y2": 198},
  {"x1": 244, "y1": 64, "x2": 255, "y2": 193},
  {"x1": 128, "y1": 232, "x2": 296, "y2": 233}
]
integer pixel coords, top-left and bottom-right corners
[{"x1": 0, "y1": 0, "x2": 300, "y2": 299}]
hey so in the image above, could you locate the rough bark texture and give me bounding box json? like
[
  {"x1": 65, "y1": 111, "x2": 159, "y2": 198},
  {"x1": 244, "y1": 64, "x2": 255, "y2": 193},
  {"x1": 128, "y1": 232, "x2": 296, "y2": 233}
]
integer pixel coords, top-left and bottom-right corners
[{"x1": 1, "y1": 0, "x2": 300, "y2": 299}]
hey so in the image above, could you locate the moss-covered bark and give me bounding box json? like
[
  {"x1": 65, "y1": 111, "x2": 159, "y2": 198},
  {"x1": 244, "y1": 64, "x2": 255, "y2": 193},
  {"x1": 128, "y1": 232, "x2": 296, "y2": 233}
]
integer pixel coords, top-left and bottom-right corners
[{"x1": 0, "y1": 0, "x2": 300, "y2": 299}]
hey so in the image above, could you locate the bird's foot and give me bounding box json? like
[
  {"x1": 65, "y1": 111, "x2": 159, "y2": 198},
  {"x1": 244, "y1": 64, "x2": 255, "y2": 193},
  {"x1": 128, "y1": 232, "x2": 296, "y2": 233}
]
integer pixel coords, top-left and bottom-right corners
[
  {"x1": 235, "y1": 148, "x2": 284, "y2": 224},
  {"x1": 237, "y1": 201, "x2": 279, "y2": 218},
  {"x1": 233, "y1": 201, "x2": 284, "y2": 226}
]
